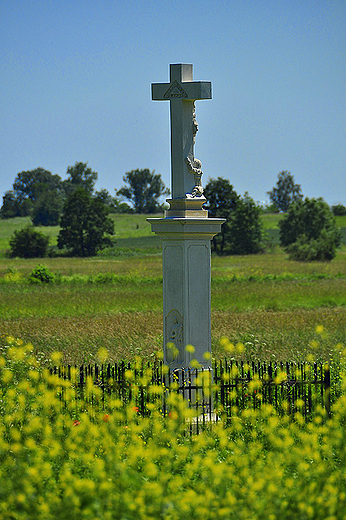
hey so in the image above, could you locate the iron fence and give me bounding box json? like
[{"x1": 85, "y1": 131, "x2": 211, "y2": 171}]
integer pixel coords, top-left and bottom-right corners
[{"x1": 51, "y1": 359, "x2": 334, "y2": 424}]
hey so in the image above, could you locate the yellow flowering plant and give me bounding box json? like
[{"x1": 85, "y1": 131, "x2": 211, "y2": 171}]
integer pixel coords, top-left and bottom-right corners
[{"x1": 0, "y1": 338, "x2": 346, "y2": 519}]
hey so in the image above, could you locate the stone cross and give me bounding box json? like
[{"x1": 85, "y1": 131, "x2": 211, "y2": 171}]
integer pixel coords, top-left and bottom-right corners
[
  {"x1": 152, "y1": 64, "x2": 211, "y2": 200},
  {"x1": 148, "y1": 64, "x2": 225, "y2": 374}
]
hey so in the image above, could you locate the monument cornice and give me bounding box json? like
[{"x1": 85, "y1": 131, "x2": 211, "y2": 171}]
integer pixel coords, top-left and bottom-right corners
[{"x1": 147, "y1": 217, "x2": 225, "y2": 240}]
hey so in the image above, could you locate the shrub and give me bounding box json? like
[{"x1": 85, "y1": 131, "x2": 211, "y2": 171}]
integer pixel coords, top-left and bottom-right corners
[
  {"x1": 286, "y1": 229, "x2": 341, "y2": 261},
  {"x1": 9, "y1": 225, "x2": 49, "y2": 258},
  {"x1": 3, "y1": 267, "x2": 23, "y2": 283},
  {"x1": 332, "y1": 204, "x2": 346, "y2": 216},
  {"x1": 279, "y1": 198, "x2": 341, "y2": 261},
  {"x1": 28, "y1": 264, "x2": 56, "y2": 284}
]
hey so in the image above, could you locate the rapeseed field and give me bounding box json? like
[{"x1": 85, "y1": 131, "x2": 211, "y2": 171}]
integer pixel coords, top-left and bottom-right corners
[{"x1": 1, "y1": 337, "x2": 345, "y2": 520}]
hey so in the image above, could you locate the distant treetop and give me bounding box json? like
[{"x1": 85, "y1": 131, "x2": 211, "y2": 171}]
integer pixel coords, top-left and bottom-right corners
[{"x1": 267, "y1": 171, "x2": 303, "y2": 212}]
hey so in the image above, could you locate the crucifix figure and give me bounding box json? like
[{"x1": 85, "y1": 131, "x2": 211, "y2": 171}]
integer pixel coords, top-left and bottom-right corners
[{"x1": 152, "y1": 64, "x2": 212, "y2": 200}]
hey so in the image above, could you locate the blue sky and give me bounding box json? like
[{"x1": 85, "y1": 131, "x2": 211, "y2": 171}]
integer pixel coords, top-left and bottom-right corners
[{"x1": 1, "y1": 0, "x2": 345, "y2": 206}]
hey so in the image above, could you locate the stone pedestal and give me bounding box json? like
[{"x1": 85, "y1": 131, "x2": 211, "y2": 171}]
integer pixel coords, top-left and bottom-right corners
[{"x1": 148, "y1": 199, "x2": 224, "y2": 370}]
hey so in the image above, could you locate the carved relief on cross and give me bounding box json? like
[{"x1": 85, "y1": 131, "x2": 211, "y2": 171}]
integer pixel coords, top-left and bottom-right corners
[{"x1": 151, "y1": 64, "x2": 212, "y2": 200}]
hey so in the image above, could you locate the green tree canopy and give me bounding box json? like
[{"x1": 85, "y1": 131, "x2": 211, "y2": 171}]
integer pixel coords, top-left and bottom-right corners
[
  {"x1": 63, "y1": 162, "x2": 98, "y2": 197},
  {"x1": 332, "y1": 204, "x2": 346, "y2": 216},
  {"x1": 204, "y1": 178, "x2": 263, "y2": 255},
  {"x1": 58, "y1": 188, "x2": 114, "y2": 256},
  {"x1": 117, "y1": 169, "x2": 169, "y2": 213},
  {"x1": 1, "y1": 190, "x2": 31, "y2": 218},
  {"x1": 204, "y1": 177, "x2": 239, "y2": 254},
  {"x1": 13, "y1": 168, "x2": 63, "y2": 203},
  {"x1": 94, "y1": 189, "x2": 133, "y2": 214},
  {"x1": 32, "y1": 191, "x2": 65, "y2": 226},
  {"x1": 279, "y1": 197, "x2": 341, "y2": 261},
  {"x1": 229, "y1": 193, "x2": 263, "y2": 255},
  {"x1": 1, "y1": 168, "x2": 64, "y2": 219},
  {"x1": 267, "y1": 171, "x2": 303, "y2": 212}
]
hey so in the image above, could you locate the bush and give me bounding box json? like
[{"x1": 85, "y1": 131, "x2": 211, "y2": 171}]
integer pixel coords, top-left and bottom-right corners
[
  {"x1": 279, "y1": 198, "x2": 341, "y2": 261},
  {"x1": 3, "y1": 267, "x2": 23, "y2": 283},
  {"x1": 286, "y1": 230, "x2": 340, "y2": 261},
  {"x1": 332, "y1": 204, "x2": 346, "y2": 216},
  {"x1": 28, "y1": 264, "x2": 56, "y2": 284},
  {"x1": 9, "y1": 226, "x2": 49, "y2": 258}
]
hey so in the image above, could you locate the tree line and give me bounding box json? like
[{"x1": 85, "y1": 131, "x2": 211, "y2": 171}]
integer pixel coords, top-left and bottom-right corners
[
  {"x1": 0, "y1": 162, "x2": 169, "y2": 223},
  {"x1": 2, "y1": 164, "x2": 344, "y2": 260}
]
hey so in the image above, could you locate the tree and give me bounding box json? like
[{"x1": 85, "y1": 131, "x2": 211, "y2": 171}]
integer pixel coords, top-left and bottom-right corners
[
  {"x1": 13, "y1": 167, "x2": 63, "y2": 203},
  {"x1": 204, "y1": 177, "x2": 239, "y2": 254},
  {"x1": 9, "y1": 226, "x2": 49, "y2": 258},
  {"x1": 94, "y1": 189, "x2": 133, "y2": 214},
  {"x1": 32, "y1": 191, "x2": 65, "y2": 226},
  {"x1": 1, "y1": 168, "x2": 64, "y2": 220},
  {"x1": 267, "y1": 171, "x2": 303, "y2": 212},
  {"x1": 63, "y1": 162, "x2": 98, "y2": 197},
  {"x1": 279, "y1": 197, "x2": 341, "y2": 261},
  {"x1": 58, "y1": 188, "x2": 114, "y2": 256},
  {"x1": 229, "y1": 193, "x2": 263, "y2": 255},
  {"x1": 1, "y1": 190, "x2": 31, "y2": 218},
  {"x1": 204, "y1": 178, "x2": 263, "y2": 255},
  {"x1": 117, "y1": 169, "x2": 169, "y2": 213},
  {"x1": 332, "y1": 204, "x2": 346, "y2": 216}
]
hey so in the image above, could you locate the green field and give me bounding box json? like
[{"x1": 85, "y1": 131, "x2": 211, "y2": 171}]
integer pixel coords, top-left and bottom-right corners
[{"x1": 0, "y1": 214, "x2": 345, "y2": 365}]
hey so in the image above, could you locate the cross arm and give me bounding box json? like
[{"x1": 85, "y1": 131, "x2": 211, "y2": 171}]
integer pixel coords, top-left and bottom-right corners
[{"x1": 152, "y1": 81, "x2": 212, "y2": 101}]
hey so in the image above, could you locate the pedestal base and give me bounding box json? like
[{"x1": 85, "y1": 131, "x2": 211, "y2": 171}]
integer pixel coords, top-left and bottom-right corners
[{"x1": 147, "y1": 214, "x2": 225, "y2": 370}]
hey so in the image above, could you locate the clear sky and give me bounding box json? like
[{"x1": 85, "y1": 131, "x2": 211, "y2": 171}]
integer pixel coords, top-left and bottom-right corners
[{"x1": 1, "y1": 0, "x2": 345, "y2": 206}]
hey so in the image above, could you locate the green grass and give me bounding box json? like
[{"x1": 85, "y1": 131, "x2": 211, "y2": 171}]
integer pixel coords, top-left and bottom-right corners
[
  {"x1": 1, "y1": 213, "x2": 345, "y2": 257},
  {"x1": 0, "y1": 250, "x2": 345, "y2": 365},
  {"x1": 0, "y1": 213, "x2": 163, "y2": 255},
  {"x1": 261, "y1": 212, "x2": 346, "y2": 229},
  {"x1": 1, "y1": 216, "x2": 346, "y2": 365}
]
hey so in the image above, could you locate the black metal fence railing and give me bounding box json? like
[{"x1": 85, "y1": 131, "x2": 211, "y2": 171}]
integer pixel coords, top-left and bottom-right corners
[{"x1": 50, "y1": 360, "x2": 334, "y2": 424}]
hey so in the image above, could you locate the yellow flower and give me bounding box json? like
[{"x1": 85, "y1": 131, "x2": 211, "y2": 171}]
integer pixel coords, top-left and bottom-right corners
[
  {"x1": 97, "y1": 348, "x2": 109, "y2": 364},
  {"x1": 190, "y1": 359, "x2": 201, "y2": 369},
  {"x1": 51, "y1": 351, "x2": 63, "y2": 365},
  {"x1": 220, "y1": 336, "x2": 234, "y2": 353},
  {"x1": 2, "y1": 370, "x2": 13, "y2": 383},
  {"x1": 236, "y1": 343, "x2": 245, "y2": 353}
]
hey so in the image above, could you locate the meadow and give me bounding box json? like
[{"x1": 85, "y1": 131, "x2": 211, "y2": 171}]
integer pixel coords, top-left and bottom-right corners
[
  {"x1": 1, "y1": 215, "x2": 346, "y2": 519},
  {"x1": 0, "y1": 213, "x2": 346, "y2": 365}
]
